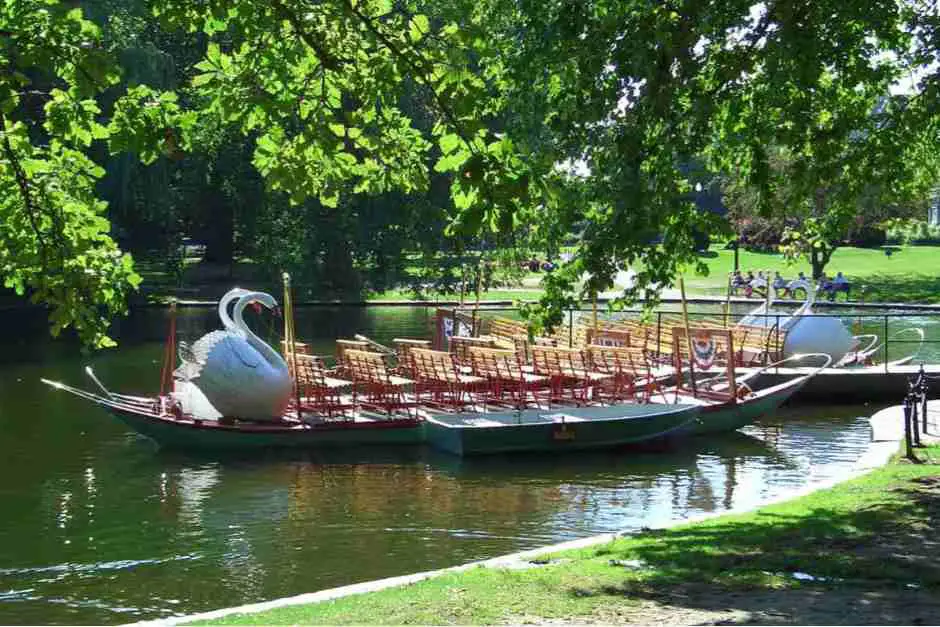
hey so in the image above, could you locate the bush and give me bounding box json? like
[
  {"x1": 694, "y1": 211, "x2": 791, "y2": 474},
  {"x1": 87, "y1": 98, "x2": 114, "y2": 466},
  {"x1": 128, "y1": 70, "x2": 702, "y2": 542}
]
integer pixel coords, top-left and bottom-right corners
[
  {"x1": 847, "y1": 226, "x2": 887, "y2": 248},
  {"x1": 884, "y1": 219, "x2": 940, "y2": 245},
  {"x1": 735, "y1": 217, "x2": 782, "y2": 252}
]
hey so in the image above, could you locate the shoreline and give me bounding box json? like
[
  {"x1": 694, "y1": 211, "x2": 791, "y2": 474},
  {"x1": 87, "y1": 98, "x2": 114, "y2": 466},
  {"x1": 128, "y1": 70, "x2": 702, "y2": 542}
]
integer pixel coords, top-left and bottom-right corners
[
  {"x1": 7, "y1": 295, "x2": 940, "y2": 312},
  {"x1": 135, "y1": 407, "x2": 912, "y2": 626}
]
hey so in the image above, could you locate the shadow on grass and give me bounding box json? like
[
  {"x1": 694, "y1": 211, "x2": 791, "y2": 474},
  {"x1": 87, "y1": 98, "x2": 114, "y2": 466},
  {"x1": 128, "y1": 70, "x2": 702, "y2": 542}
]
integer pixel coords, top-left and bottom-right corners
[
  {"x1": 856, "y1": 274, "x2": 940, "y2": 304},
  {"x1": 573, "y1": 474, "x2": 940, "y2": 624}
]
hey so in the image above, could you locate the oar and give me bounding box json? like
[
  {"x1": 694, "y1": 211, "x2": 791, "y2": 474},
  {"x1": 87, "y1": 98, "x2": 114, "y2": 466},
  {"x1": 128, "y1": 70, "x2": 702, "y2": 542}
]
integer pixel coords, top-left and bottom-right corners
[{"x1": 354, "y1": 334, "x2": 396, "y2": 356}]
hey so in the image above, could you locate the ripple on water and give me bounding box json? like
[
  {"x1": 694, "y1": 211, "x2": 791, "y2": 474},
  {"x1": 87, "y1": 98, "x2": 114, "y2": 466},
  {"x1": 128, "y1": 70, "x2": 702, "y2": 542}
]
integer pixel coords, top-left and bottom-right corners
[{"x1": 0, "y1": 328, "x2": 880, "y2": 624}]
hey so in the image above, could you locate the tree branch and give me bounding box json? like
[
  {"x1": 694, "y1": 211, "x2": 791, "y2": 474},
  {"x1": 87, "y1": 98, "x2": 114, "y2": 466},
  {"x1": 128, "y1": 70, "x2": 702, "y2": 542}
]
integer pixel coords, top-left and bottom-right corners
[
  {"x1": 270, "y1": 0, "x2": 344, "y2": 71},
  {"x1": 339, "y1": 0, "x2": 478, "y2": 151},
  {"x1": 0, "y1": 112, "x2": 48, "y2": 261}
]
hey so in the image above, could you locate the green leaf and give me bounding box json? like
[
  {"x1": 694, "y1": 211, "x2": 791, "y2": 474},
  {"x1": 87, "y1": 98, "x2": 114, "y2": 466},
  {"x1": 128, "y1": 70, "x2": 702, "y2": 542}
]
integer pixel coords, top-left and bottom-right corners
[
  {"x1": 439, "y1": 133, "x2": 461, "y2": 155},
  {"x1": 409, "y1": 15, "x2": 429, "y2": 42}
]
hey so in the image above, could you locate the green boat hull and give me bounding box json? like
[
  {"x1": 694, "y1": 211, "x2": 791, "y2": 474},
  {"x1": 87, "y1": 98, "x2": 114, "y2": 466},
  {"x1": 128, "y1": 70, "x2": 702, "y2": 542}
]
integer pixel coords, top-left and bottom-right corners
[
  {"x1": 678, "y1": 374, "x2": 810, "y2": 436},
  {"x1": 110, "y1": 406, "x2": 425, "y2": 450},
  {"x1": 425, "y1": 403, "x2": 701, "y2": 456}
]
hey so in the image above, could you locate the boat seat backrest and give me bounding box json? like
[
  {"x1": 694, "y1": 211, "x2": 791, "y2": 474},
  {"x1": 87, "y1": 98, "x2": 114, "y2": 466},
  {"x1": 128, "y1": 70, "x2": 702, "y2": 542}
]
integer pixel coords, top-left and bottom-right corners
[
  {"x1": 588, "y1": 344, "x2": 648, "y2": 377},
  {"x1": 411, "y1": 347, "x2": 460, "y2": 383},
  {"x1": 294, "y1": 354, "x2": 328, "y2": 386},
  {"x1": 467, "y1": 346, "x2": 520, "y2": 380},
  {"x1": 450, "y1": 335, "x2": 498, "y2": 364},
  {"x1": 344, "y1": 349, "x2": 392, "y2": 384},
  {"x1": 336, "y1": 339, "x2": 370, "y2": 370},
  {"x1": 486, "y1": 316, "x2": 528, "y2": 338},
  {"x1": 530, "y1": 345, "x2": 589, "y2": 377},
  {"x1": 281, "y1": 340, "x2": 311, "y2": 357},
  {"x1": 393, "y1": 338, "x2": 431, "y2": 369},
  {"x1": 492, "y1": 333, "x2": 529, "y2": 363}
]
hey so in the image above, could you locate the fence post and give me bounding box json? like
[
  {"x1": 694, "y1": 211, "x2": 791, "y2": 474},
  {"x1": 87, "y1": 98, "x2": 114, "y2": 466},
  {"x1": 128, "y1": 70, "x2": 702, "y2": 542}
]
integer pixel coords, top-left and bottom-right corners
[
  {"x1": 920, "y1": 365, "x2": 929, "y2": 436},
  {"x1": 911, "y1": 387, "x2": 921, "y2": 447},
  {"x1": 903, "y1": 394, "x2": 915, "y2": 460}
]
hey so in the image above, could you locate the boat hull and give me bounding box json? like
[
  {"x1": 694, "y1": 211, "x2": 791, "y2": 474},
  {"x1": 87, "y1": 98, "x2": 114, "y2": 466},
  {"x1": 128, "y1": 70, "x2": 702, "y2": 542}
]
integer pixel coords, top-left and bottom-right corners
[
  {"x1": 425, "y1": 403, "x2": 701, "y2": 456},
  {"x1": 677, "y1": 374, "x2": 809, "y2": 436},
  {"x1": 110, "y1": 406, "x2": 425, "y2": 450}
]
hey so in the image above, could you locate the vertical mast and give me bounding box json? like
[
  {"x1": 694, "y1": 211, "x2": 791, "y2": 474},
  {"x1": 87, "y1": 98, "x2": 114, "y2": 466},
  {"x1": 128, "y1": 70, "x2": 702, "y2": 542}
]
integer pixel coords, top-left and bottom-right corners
[
  {"x1": 679, "y1": 275, "x2": 697, "y2": 396},
  {"x1": 283, "y1": 272, "x2": 301, "y2": 419}
]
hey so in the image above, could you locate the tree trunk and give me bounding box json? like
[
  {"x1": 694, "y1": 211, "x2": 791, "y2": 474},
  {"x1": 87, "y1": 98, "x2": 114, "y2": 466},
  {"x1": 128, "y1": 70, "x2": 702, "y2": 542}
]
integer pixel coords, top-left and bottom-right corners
[{"x1": 810, "y1": 245, "x2": 836, "y2": 280}]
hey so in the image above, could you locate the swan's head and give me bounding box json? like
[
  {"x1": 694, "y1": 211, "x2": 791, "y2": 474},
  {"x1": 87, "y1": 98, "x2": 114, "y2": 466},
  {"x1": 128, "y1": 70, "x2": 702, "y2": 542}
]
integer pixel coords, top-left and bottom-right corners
[{"x1": 240, "y1": 291, "x2": 279, "y2": 310}]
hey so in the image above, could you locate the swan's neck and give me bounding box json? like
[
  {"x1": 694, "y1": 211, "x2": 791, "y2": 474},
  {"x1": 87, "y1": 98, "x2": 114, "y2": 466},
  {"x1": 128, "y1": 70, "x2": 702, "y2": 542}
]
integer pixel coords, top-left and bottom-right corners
[
  {"x1": 233, "y1": 300, "x2": 288, "y2": 372},
  {"x1": 218, "y1": 289, "x2": 246, "y2": 331}
]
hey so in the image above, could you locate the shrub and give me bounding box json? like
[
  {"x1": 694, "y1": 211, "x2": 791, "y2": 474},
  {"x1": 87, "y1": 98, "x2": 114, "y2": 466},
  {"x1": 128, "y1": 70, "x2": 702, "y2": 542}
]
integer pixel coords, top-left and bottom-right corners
[
  {"x1": 847, "y1": 226, "x2": 887, "y2": 248},
  {"x1": 735, "y1": 217, "x2": 782, "y2": 252},
  {"x1": 883, "y1": 219, "x2": 940, "y2": 245}
]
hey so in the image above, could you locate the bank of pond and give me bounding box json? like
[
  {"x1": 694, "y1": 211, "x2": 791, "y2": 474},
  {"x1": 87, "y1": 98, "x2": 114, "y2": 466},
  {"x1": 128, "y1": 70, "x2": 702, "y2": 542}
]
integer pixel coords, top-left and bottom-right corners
[{"x1": 1, "y1": 296, "x2": 937, "y2": 623}]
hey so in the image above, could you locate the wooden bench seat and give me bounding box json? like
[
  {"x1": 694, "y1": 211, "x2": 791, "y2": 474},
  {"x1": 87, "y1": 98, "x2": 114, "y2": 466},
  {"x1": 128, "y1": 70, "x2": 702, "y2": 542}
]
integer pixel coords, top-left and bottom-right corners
[
  {"x1": 468, "y1": 346, "x2": 548, "y2": 409},
  {"x1": 294, "y1": 354, "x2": 355, "y2": 418},
  {"x1": 344, "y1": 349, "x2": 416, "y2": 415}
]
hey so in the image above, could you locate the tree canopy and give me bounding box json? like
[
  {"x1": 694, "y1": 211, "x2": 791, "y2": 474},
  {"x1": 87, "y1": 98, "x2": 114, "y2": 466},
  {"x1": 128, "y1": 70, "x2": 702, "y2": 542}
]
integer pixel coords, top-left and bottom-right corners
[{"x1": 3, "y1": 0, "x2": 940, "y2": 345}]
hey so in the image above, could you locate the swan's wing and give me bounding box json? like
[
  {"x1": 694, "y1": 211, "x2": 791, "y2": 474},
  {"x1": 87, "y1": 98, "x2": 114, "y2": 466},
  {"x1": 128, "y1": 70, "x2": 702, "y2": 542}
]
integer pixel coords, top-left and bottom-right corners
[
  {"x1": 219, "y1": 335, "x2": 262, "y2": 368},
  {"x1": 176, "y1": 330, "x2": 244, "y2": 380},
  {"x1": 174, "y1": 341, "x2": 201, "y2": 380}
]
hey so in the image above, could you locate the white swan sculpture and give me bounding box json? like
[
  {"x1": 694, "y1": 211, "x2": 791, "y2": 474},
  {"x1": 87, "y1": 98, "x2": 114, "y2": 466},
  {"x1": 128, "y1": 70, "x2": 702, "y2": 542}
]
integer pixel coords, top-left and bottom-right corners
[
  {"x1": 173, "y1": 288, "x2": 246, "y2": 419},
  {"x1": 737, "y1": 279, "x2": 856, "y2": 364},
  {"x1": 175, "y1": 288, "x2": 292, "y2": 422}
]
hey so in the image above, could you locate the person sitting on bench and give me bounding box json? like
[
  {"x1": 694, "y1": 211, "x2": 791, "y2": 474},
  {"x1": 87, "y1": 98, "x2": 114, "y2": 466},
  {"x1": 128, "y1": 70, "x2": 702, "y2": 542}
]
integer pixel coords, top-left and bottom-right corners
[
  {"x1": 772, "y1": 271, "x2": 788, "y2": 297},
  {"x1": 830, "y1": 272, "x2": 851, "y2": 300}
]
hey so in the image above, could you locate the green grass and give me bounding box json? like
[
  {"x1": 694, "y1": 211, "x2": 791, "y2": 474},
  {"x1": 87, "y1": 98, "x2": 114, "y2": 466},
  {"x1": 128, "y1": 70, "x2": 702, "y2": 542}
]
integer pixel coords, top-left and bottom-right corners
[
  {"x1": 133, "y1": 244, "x2": 940, "y2": 306},
  {"x1": 193, "y1": 446, "x2": 940, "y2": 625},
  {"x1": 685, "y1": 245, "x2": 940, "y2": 303},
  {"x1": 366, "y1": 289, "x2": 545, "y2": 303}
]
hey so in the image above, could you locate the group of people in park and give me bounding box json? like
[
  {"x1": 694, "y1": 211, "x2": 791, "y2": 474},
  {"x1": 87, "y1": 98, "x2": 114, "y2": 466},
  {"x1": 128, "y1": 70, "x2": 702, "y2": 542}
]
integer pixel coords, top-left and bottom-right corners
[{"x1": 731, "y1": 270, "x2": 851, "y2": 300}]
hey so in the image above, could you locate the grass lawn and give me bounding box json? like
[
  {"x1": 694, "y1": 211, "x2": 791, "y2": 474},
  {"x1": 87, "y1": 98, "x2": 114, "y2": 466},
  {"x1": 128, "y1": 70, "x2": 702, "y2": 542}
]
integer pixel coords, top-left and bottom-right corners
[
  {"x1": 366, "y1": 288, "x2": 545, "y2": 303},
  {"x1": 194, "y1": 445, "x2": 940, "y2": 625},
  {"x1": 132, "y1": 244, "x2": 940, "y2": 306},
  {"x1": 684, "y1": 244, "x2": 940, "y2": 304}
]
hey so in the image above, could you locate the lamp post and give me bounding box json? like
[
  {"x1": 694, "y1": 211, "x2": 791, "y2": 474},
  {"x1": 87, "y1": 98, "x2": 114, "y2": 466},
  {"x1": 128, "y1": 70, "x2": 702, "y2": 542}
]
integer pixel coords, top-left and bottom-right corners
[{"x1": 724, "y1": 238, "x2": 740, "y2": 272}]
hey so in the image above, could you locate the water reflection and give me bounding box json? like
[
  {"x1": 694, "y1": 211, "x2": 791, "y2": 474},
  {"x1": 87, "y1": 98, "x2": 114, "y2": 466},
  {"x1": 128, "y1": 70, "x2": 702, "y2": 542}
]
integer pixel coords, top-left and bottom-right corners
[
  {"x1": 0, "y1": 301, "x2": 884, "y2": 624},
  {"x1": 0, "y1": 406, "x2": 873, "y2": 624}
]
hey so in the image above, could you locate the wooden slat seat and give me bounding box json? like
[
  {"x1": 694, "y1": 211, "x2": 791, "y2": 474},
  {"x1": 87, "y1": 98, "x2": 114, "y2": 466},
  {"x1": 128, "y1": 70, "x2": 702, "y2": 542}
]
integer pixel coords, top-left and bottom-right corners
[
  {"x1": 468, "y1": 346, "x2": 548, "y2": 409},
  {"x1": 335, "y1": 339, "x2": 371, "y2": 377},
  {"x1": 344, "y1": 349, "x2": 416, "y2": 415},
  {"x1": 588, "y1": 344, "x2": 668, "y2": 403},
  {"x1": 450, "y1": 335, "x2": 502, "y2": 366},
  {"x1": 411, "y1": 347, "x2": 487, "y2": 409},
  {"x1": 393, "y1": 338, "x2": 431, "y2": 377},
  {"x1": 294, "y1": 354, "x2": 355, "y2": 418},
  {"x1": 530, "y1": 345, "x2": 611, "y2": 404}
]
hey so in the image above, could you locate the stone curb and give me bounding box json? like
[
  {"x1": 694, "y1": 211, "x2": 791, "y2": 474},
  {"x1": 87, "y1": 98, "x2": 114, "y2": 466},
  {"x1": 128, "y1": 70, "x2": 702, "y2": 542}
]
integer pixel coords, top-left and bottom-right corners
[{"x1": 133, "y1": 410, "x2": 909, "y2": 627}]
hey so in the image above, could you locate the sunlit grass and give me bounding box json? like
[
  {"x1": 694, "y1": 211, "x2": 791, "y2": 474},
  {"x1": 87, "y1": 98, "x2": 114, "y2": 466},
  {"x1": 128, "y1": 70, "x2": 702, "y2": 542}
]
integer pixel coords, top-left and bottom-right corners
[{"x1": 193, "y1": 446, "x2": 940, "y2": 625}]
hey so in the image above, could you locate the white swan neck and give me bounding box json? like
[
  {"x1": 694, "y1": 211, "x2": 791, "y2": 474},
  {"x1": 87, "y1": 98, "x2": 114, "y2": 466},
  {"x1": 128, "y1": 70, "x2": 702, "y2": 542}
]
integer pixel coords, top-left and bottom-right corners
[
  {"x1": 233, "y1": 293, "x2": 288, "y2": 371},
  {"x1": 218, "y1": 288, "x2": 247, "y2": 330}
]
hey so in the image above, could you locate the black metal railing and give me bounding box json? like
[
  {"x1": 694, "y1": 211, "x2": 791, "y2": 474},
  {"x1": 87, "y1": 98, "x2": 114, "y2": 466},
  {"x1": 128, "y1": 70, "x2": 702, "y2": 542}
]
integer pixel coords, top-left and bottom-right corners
[{"x1": 902, "y1": 366, "x2": 932, "y2": 459}]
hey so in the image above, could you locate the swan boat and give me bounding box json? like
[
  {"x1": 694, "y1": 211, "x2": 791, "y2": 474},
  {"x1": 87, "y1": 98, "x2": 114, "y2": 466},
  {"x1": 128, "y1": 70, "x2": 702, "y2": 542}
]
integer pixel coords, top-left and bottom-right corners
[
  {"x1": 43, "y1": 287, "x2": 706, "y2": 453},
  {"x1": 420, "y1": 357, "x2": 822, "y2": 457},
  {"x1": 42, "y1": 287, "x2": 426, "y2": 450},
  {"x1": 735, "y1": 280, "x2": 924, "y2": 368}
]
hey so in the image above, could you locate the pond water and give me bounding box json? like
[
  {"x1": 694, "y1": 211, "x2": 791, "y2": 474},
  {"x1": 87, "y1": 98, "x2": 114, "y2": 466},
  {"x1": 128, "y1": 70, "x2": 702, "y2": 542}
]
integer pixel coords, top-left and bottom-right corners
[{"x1": 0, "y1": 303, "x2": 930, "y2": 624}]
